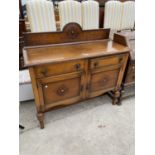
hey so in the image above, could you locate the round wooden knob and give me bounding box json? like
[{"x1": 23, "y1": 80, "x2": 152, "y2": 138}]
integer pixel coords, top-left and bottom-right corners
[
  {"x1": 119, "y1": 57, "x2": 123, "y2": 62},
  {"x1": 57, "y1": 85, "x2": 68, "y2": 96},
  {"x1": 75, "y1": 64, "x2": 81, "y2": 70},
  {"x1": 60, "y1": 89, "x2": 64, "y2": 93},
  {"x1": 94, "y1": 62, "x2": 98, "y2": 67},
  {"x1": 41, "y1": 68, "x2": 48, "y2": 76}
]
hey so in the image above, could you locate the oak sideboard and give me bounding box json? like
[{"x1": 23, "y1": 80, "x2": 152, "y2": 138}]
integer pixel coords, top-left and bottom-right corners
[{"x1": 23, "y1": 23, "x2": 130, "y2": 129}]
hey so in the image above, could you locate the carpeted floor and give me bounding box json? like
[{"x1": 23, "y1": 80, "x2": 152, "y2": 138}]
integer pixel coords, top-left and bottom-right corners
[{"x1": 19, "y1": 93, "x2": 135, "y2": 155}]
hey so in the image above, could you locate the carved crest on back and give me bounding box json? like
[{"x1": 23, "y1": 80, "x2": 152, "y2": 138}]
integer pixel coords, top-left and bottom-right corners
[{"x1": 63, "y1": 23, "x2": 82, "y2": 40}]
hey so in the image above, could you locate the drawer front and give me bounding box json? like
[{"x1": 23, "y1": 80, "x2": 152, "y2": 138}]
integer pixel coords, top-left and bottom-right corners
[
  {"x1": 125, "y1": 63, "x2": 135, "y2": 84},
  {"x1": 37, "y1": 72, "x2": 83, "y2": 109},
  {"x1": 88, "y1": 69, "x2": 120, "y2": 98},
  {"x1": 90, "y1": 54, "x2": 124, "y2": 69},
  {"x1": 35, "y1": 60, "x2": 85, "y2": 78}
]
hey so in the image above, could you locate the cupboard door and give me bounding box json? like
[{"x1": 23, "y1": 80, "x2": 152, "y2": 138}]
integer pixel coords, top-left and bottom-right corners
[
  {"x1": 87, "y1": 67, "x2": 120, "y2": 98},
  {"x1": 37, "y1": 72, "x2": 84, "y2": 110}
]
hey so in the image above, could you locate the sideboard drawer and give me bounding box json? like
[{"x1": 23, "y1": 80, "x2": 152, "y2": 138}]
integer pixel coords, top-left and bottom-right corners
[
  {"x1": 35, "y1": 60, "x2": 85, "y2": 78},
  {"x1": 90, "y1": 54, "x2": 124, "y2": 69}
]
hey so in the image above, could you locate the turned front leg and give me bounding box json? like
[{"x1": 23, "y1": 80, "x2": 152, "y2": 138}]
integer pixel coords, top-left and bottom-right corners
[
  {"x1": 112, "y1": 90, "x2": 121, "y2": 105},
  {"x1": 37, "y1": 113, "x2": 44, "y2": 129},
  {"x1": 117, "y1": 86, "x2": 124, "y2": 105}
]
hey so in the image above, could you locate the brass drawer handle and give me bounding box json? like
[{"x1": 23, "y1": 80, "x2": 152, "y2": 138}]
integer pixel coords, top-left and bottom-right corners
[
  {"x1": 75, "y1": 64, "x2": 81, "y2": 71},
  {"x1": 94, "y1": 62, "x2": 99, "y2": 67}
]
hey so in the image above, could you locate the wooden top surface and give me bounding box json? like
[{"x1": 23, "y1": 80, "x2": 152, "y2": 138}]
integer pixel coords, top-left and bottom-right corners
[{"x1": 23, "y1": 39, "x2": 130, "y2": 67}]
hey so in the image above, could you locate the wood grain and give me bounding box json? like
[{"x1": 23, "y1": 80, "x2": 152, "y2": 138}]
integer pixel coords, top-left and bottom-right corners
[
  {"x1": 23, "y1": 40, "x2": 129, "y2": 67},
  {"x1": 24, "y1": 23, "x2": 110, "y2": 46}
]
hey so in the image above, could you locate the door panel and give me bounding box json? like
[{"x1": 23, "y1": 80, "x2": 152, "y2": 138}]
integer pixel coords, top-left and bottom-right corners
[
  {"x1": 88, "y1": 69, "x2": 119, "y2": 98},
  {"x1": 43, "y1": 78, "x2": 80, "y2": 104},
  {"x1": 38, "y1": 72, "x2": 84, "y2": 110}
]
